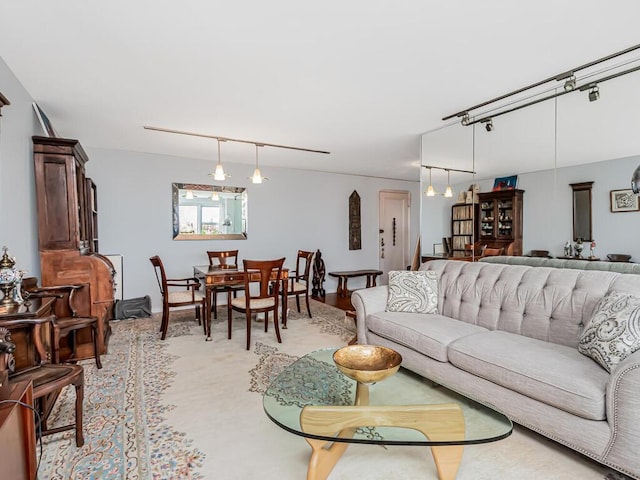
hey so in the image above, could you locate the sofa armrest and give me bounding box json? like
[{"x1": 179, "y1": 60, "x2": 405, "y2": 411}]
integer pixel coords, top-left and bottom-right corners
[
  {"x1": 351, "y1": 285, "x2": 388, "y2": 345},
  {"x1": 603, "y1": 349, "x2": 640, "y2": 477}
]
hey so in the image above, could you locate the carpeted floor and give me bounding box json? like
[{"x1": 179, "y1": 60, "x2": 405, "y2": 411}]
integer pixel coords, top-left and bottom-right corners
[{"x1": 37, "y1": 300, "x2": 629, "y2": 479}]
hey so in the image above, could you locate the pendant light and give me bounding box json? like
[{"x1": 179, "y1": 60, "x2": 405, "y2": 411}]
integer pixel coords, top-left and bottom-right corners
[
  {"x1": 185, "y1": 190, "x2": 194, "y2": 200},
  {"x1": 444, "y1": 169, "x2": 453, "y2": 197},
  {"x1": 209, "y1": 139, "x2": 229, "y2": 181},
  {"x1": 211, "y1": 190, "x2": 219, "y2": 201},
  {"x1": 249, "y1": 144, "x2": 268, "y2": 184},
  {"x1": 426, "y1": 167, "x2": 435, "y2": 196}
]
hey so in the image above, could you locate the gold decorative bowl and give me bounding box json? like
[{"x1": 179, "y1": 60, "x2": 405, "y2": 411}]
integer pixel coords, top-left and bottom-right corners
[{"x1": 333, "y1": 345, "x2": 402, "y2": 384}]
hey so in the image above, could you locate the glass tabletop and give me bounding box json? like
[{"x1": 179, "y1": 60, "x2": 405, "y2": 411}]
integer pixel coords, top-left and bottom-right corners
[{"x1": 263, "y1": 348, "x2": 512, "y2": 446}]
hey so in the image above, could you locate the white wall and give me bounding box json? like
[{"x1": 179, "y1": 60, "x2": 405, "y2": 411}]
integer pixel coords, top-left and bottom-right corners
[
  {"x1": 0, "y1": 58, "x2": 42, "y2": 277},
  {"x1": 0, "y1": 56, "x2": 421, "y2": 311},
  {"x1": 86, "y1": 148, "x2": 420, "y2": 311},
  {"x1": 421, "y1": 155, "x2": 640, "y2": 261}
]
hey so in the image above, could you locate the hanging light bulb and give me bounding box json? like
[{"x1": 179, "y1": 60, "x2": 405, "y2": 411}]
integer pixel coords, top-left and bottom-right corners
[
  {"x1": 211, "y1": 190, "x2": 219, "y2": 201},
  {"x1": 249, "y1": 144, "x2": 268, "y2": 184},
  {"x1": 444, "y1": 170, "x2": 453, "y2": 197},
  {"x1": 426, "y1": 168, "x2": 435, "y2": 196},
  {"x1": 185, "y1": 190, "x2": 194, "y2": 200},
  {"x1": 209, "y1": 139, "x2": 229, "y2": 181}
]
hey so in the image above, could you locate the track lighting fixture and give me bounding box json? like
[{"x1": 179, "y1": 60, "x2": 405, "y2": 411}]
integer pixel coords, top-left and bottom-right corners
[
  {"x1": 249, "y1": 144, "x2": 268, "y2": 184},
  {"x1": 426, "y1": 167, "x2": 435, "y2": 196},
  {"x1": 563, "y1": 75, "x2": 576, "y2": 91},
  {"x1": 444, "y1": 170, "x2": 453, "y2": 197},
  {"x1": 422, "y1": 165, "x2": 475, "y2": 198},
  {"x1": 483, "y1": 118, "x2": 494, "y2": 132},
  {"x1": 209, "y1": 139, "x2": 229, "y2": 181},
  {"x1": 443, "y1": 43, "x2": 640, "y2": 127}
]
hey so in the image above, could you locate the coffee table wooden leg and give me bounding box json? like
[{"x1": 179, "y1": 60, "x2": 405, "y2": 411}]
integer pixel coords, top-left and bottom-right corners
[
  {"x1": 431, "y1": 445, "x2": 464, "y2": 480},
  {"x1": 300, "y1": 404, "x2": 465, "y2": 480},
  {"x1": 304, "y1": 432, "x2": 354, "y2": 480}
]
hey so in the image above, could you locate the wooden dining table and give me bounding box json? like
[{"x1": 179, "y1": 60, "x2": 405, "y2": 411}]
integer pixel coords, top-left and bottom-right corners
[{"x1": 193, "y1": 265, "x2": 289, "y2": 341}]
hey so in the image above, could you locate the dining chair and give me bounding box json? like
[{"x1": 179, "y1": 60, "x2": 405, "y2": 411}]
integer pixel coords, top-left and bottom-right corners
[
  {"x1": 464, "y1": 242, "x2": 486, "y2": 257},
  {"x1": 1, "y1": 319, "x2": 85, "y2": 447},
  {"x1": 228, "y1": 258, "x2": 285, "y2": 350},
  {"x1": 23, "y1": 279, "x2": 102, "y2": 369},
  {"x1": 150, "y1": 255, "x2": 206, "y2": 340},
  {"x1": 286, "y1": 250, "x2": 314, "y2": 318},
  {"x1": 482, "y1": 247, "x2": 504, "y2": 257},
  {"x1": 206, "y1": 250, "x2": 243, "y2": 320}
]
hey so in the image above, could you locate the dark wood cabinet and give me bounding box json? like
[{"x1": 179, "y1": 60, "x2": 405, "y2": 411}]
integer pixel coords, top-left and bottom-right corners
[
  {"x1": 477, "y1": 189, "x2": 524, "y2": 256},
  {"x1": 33, "y1": 136, "x2": 115, "y2": 360},
  {"x1": 450, "y1": 203, "x2": 479, "y2": 258}
]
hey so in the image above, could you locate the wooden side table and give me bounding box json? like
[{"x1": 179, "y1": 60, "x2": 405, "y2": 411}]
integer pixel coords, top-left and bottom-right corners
[{"x1": 329, "y1": 270, "x2": 383, "y2": 297}]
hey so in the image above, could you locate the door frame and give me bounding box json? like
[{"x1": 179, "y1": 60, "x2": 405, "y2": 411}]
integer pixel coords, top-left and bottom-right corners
[{"x1": 378, "y1": 190, "x2": 411, "y2": 282}]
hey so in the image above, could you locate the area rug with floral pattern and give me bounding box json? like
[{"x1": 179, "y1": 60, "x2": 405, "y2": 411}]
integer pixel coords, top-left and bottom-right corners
[{"x1": 37, "y1": 299, "x2": 630, "y2": 479}]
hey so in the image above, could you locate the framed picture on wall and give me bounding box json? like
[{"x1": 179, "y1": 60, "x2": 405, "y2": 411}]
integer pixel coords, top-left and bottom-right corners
[
  {"x1": 610, "y1": 189, "x2": 639, "y2": 212},
  {"x1": 492, "y1": 175, "x2": 518, "y2": 191}
]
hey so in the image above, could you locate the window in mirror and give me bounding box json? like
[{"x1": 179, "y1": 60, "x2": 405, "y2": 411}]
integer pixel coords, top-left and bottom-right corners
[
  {"x1": 172, "y1": 183, "x2": 247, "y2": 240},
  {"x1": 570, "y1": 182, "x2": 593, "y2": 242}
]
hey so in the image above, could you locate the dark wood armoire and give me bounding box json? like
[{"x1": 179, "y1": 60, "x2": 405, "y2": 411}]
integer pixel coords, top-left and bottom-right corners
[{"x1": 33, "y1": 136, "x2": 115, "y2": 361}]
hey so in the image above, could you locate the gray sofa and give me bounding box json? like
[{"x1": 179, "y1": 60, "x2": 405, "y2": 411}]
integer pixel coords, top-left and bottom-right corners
[
  {"x1": 351, "y1": 259, "x2": 640, "y2": 479},
  {"x1": 480, "y1": 255, "x2": 640, "y2": 274}
]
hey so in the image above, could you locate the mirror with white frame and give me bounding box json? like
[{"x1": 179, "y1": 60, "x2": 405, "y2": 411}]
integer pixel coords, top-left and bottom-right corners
[{"x1": 172, "y1": 183, "x2": 247, "y2": 240}]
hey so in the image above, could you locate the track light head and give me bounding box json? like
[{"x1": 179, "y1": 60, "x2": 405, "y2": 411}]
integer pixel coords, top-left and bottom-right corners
[
  {"x1": 461, "y1": 113, "x2": 470, "y2": 126},
  {"x1": 484, "y1": 118, "x2": 494, "y2": 132},
  {"x1": 563, "y1": 75, "x2": 576, "y2": 92},
  {"x1": 588, "y1": 86, "x2": 600, "y2": 102}
]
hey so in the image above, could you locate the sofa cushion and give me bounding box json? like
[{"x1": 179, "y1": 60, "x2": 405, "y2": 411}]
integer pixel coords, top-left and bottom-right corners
[
  {"x1": 386, "y1": 270, "x2": 438, "y2": 314},
  {"x1": 366, "y1": 311, "x2": 488, "y2": 362},
  {"x1": 578, "y1": 291, "x2": 640, "y2": 373},
  {"x1": 448, "y1": 330, "x2": 610, "y2": 420}
]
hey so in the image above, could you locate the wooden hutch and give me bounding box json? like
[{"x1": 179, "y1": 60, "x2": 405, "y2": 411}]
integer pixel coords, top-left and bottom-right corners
[
  {"x1": 477, "y1": 189, "x2": 524, "y2": 256},
  {"x1": 33, "y1": 136, "x2": 114, "y2": 361}
]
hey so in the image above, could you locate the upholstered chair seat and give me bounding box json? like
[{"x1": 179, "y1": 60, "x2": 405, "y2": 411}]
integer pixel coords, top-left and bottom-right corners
[
  {"x1": 231, "y1": 297, "x2": 275, "y2": 310},
  {"x1": 169, "y1": 290, "x2": 206, "y2": 304}
]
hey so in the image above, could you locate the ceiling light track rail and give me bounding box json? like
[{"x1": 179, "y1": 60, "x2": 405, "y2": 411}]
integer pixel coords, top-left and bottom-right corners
[
  {"x1": 143, "y1": 125, "x2": 330, "y2": 154},
  {"x1": 422, "y1": 165, "x2": 476, "y2": 175},
  {"x1": 442, "y1": 43, "x2": 640, "y2": 122},
  {"x1": 464, "y1": 63, "x2": 640, "y2": 127}
]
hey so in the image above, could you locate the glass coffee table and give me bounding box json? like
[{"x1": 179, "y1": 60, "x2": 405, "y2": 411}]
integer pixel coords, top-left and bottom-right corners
[{"x1": 263, "y1": 348, "x2": 512, "y2": 480}]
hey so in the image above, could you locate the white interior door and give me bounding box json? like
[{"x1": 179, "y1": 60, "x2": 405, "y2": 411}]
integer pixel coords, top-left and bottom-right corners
[{"x1": 379, "y1": 190, "x2": 410, "y2": 284}]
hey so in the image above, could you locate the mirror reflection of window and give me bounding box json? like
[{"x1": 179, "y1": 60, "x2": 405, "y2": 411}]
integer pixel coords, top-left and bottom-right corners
[
  {"x1": 179, "y1": 205, "x2": 198, "y2": 234},
  {"x1": 172, "y1": 182, "x2": 248, "y2": 240},
  {"x1": 202, "y1": 206, "x2": 220, "y2": 235}
]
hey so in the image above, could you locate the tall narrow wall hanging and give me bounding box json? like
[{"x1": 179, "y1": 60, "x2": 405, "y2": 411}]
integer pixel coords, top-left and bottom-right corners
[{"x1": 349, "y1": 190, "x2": 361, "y2": 250}]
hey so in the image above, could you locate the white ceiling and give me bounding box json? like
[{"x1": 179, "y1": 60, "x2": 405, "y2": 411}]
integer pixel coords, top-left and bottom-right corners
[{"x1": 2, "y1": 1, "x2": 640, "y2": 182}]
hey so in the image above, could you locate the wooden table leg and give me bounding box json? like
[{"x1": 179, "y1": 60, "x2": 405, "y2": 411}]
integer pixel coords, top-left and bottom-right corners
[
  {"x1": 205, "y1": 286, "x2": 213, "y2": 341},
  {"x1": 282, "y1": 280, "x2": 288, "y2": 329},
  {"x1": 300, "y1": 403, "x2": 465, "y2": 480}
]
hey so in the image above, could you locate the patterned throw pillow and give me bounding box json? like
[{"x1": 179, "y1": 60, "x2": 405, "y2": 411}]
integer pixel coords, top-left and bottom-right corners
[
  {"x1": 386, "y1": 270, "x2": 439, "y2": 314},
  {"x1": 578, "y1": 292, "x2": 640, "y2": 373}
]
